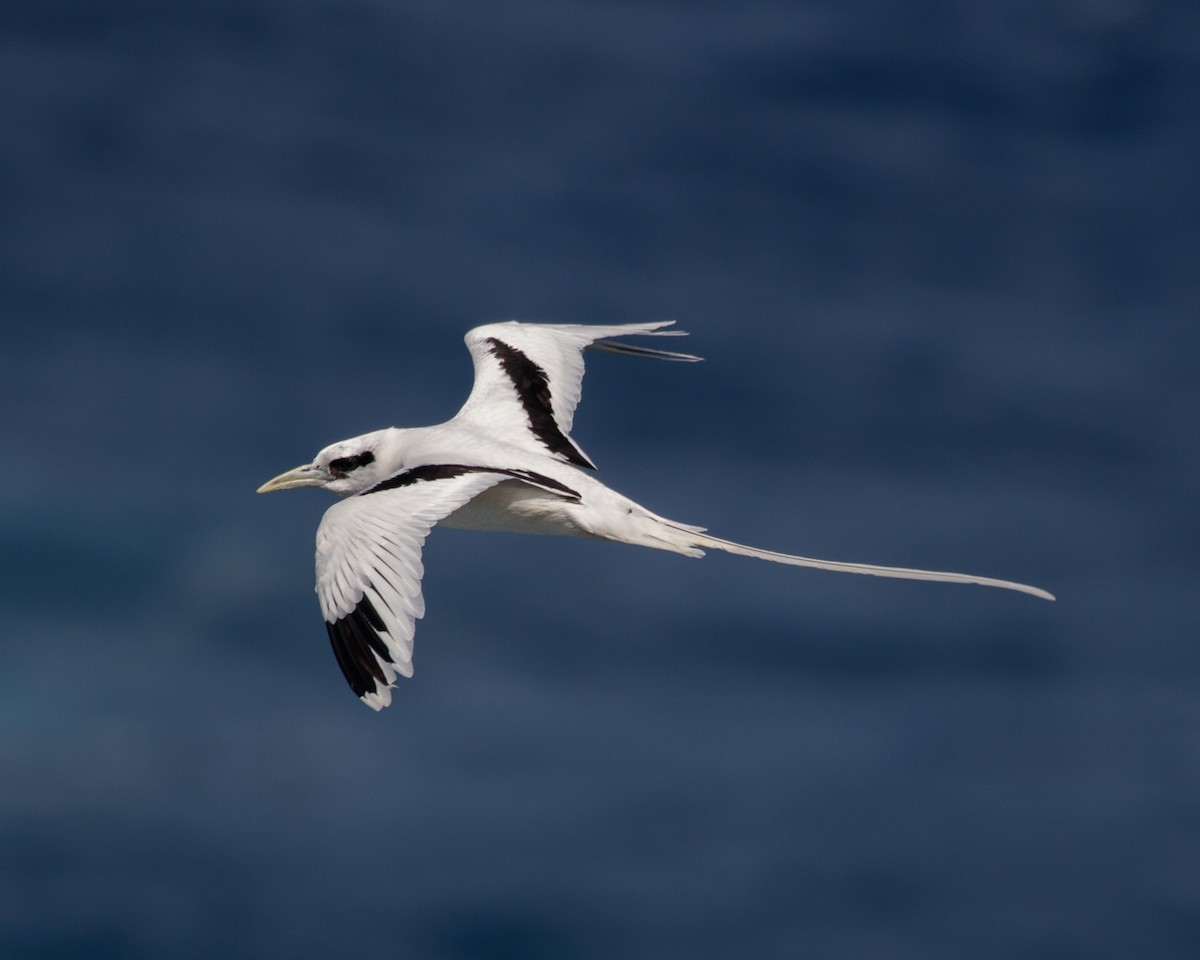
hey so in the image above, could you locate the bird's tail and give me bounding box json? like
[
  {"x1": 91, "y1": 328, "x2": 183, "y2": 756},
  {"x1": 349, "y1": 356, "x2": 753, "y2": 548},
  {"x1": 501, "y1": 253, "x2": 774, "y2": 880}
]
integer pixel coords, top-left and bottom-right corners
[{"x1": 623, "y1": 513, "x2": 1055, "y2": 601}]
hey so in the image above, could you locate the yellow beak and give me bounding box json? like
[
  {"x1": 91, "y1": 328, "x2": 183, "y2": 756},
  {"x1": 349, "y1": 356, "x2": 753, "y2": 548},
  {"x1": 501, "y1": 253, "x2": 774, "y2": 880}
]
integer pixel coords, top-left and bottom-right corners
[{"x1": 256, "y1": 463, "x2": 327, "y2": 493}]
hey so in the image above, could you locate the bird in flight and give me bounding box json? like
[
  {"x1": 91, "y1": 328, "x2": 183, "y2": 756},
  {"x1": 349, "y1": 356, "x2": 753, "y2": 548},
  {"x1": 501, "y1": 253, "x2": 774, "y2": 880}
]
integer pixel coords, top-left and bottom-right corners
[{"x1": 259, "y1": 321, "x2": 1054, "y2": 709}]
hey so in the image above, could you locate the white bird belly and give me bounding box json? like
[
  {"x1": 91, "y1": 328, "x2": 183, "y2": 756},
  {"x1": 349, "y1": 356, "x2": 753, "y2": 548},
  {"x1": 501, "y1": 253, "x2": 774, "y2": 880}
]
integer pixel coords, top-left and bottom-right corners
[{"x1": 439, "y1": 479, "x2": 596, "y2": 538}]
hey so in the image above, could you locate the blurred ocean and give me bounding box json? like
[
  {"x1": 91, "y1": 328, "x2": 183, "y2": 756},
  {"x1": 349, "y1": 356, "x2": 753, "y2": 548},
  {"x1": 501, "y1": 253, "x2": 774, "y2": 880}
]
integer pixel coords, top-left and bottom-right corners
[{"x1": 2, "y1": 1, "x2": 1198, "y2": 957}]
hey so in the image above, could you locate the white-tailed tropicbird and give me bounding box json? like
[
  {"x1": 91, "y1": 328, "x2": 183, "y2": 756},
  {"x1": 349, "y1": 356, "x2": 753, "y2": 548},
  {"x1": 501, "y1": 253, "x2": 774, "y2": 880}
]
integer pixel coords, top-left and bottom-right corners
[{"x1": 259, "y1": 321, "x2": 1054, "y2": 710}]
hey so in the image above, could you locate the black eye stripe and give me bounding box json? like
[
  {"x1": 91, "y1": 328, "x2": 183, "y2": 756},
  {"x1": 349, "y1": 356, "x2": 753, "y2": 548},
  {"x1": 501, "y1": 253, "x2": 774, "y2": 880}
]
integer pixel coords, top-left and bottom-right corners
[{"x1": 328, "y1": 451, "x2": 376, "y2": 477}]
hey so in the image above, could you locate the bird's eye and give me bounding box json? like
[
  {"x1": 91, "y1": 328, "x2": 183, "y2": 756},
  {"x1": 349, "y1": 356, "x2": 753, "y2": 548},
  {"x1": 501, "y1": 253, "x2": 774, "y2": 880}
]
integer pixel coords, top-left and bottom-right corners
[{"x1": 328, "y1": 451, "x2": 375, "y2": 478}]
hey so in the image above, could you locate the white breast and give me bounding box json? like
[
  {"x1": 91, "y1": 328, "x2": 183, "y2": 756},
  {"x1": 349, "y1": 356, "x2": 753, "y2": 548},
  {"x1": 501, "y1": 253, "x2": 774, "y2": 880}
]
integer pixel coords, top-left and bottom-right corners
[{"x1": 439, "y1": 479, "x2": 596, "y2": 538}]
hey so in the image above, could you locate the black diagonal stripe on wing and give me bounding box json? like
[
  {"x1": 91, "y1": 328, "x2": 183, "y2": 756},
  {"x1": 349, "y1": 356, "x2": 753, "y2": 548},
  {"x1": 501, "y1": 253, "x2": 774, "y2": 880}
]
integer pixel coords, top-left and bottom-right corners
[
  {"x1": 366, "y1": 463, "x2": 580, "y2": 500},
  {"x1": 485, "y1": 336, "x2": 595, "y2": 468},
  {"x1": 326, "y1": 593, "x2": 393, "y2": 698}
]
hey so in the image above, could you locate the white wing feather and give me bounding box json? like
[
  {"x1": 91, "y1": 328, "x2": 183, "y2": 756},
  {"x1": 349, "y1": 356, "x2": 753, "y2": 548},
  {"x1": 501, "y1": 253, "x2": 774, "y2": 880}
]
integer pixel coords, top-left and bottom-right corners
[
  {"x1": 455, "y1": 320, "x2": 700, "y2": 466},
  {"x1": 314, "y1": 471, "x2": 508, "y2": 709}
]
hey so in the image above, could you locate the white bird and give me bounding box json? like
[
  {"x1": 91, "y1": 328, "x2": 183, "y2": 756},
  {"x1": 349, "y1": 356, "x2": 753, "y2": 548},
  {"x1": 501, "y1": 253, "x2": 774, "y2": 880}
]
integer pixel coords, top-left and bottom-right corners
[{"x1": 259, "y1": 321, "x2": 1054, "y2": 709}]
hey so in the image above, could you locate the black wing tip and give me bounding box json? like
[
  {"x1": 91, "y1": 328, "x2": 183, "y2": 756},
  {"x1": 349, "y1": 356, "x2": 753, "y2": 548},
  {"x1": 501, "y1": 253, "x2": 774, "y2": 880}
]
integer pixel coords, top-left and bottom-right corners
[{"x1": 326, "y1": 593, "x2": 395, "y2": 700}]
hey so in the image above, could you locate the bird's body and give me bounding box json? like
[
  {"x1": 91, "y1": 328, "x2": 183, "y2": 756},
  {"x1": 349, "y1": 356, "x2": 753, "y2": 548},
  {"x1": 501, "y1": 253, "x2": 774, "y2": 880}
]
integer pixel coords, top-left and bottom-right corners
[{"x1": 259, "y1": 321, "x2": 1053, "y2": 710}]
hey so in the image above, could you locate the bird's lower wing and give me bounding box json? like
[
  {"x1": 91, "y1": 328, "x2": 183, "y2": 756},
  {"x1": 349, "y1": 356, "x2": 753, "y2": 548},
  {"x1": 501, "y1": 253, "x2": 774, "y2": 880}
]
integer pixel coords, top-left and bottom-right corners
[{"x1": 314, "y1": 471, "x2": 510, "y2": 709}]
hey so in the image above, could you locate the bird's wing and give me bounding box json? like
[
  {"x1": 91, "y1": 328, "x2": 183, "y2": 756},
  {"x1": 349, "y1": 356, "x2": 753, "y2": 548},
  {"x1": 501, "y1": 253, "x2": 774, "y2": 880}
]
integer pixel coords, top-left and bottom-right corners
[
  {"x1": 455, "y1": 321, "x2": 701, "y2": 468},
  {"x1": 314, "y1": 469, "x2": 510, "y2": 710}
]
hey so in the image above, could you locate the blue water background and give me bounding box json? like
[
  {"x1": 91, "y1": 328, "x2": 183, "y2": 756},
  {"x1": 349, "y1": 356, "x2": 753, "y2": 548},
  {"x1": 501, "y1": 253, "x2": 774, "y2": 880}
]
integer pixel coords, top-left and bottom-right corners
[{"x1": 2, "y1": 2, "x2": 1198, "y2": 957}]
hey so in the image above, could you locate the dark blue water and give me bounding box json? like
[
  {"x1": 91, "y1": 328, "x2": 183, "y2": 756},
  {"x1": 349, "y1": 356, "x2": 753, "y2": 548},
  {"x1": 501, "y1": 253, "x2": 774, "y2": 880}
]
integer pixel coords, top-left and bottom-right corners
[{"x1": 3, "y1": 2, "x2": 1198, "y2": 957}]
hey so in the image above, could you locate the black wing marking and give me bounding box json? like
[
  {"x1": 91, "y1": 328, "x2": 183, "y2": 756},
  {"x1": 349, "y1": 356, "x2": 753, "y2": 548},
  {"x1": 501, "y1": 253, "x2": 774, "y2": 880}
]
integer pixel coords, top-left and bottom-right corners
[
  {"x1": 485, "y1": 337, "x2": 595, "y2": 468},
  {"x1": 367, "y1": 463, "x2": 580, "y2": 500},
  {"x1": 325, "y1": 593, "x2": 393, "y2": 699}
]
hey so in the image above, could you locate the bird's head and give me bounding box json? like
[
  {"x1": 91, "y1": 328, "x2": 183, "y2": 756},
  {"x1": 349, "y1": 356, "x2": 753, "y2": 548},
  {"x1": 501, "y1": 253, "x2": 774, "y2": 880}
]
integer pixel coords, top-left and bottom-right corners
[{"x1": 257, "y1": 429, "x2": 397, "y2": 496}]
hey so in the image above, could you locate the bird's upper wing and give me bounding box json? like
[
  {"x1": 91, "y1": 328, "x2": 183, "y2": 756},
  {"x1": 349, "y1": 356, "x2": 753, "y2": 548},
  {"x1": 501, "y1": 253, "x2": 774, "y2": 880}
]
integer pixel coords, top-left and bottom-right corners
[
  {"x1": 455, "y1": 321, "x2": 700, "y2": 469},
  {"x1": 314, "y1": 468, "x2": 510, "y2": 710}
]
